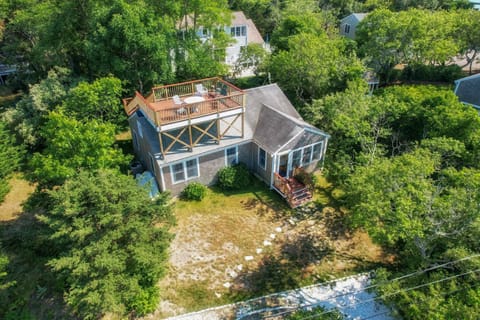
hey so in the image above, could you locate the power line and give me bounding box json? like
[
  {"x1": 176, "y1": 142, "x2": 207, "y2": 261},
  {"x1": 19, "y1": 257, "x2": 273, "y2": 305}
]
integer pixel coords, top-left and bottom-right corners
[
  {"x1": 253, "y1": 254, "x2": 480, "y2": 319},
  {"x1": 258, "y1": 254, "x2": 480, "y2": 319},
  {"x1": 284, "y1": 268, "x2": 480, "y2": 320}
]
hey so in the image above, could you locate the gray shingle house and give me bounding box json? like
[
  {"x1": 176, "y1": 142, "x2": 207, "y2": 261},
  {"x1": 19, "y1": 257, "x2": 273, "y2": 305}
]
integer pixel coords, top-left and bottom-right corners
[
  {"x1": 454, "y1": 73, "x2": 480, "y2": 110},
  {"x1": 123, "y1": 78, "x2": 329, "y2": 207},
  {"x1": 339, "y1": 13, "x2": 367, "y2": 40}
]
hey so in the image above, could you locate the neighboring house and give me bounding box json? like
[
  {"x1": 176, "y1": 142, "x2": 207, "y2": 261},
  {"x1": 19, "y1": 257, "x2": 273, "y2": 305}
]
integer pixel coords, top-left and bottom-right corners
[
  {"x1": 339, "y1": 13, "x2": 367, "y2": 39},
  {"x1": 123, "y1": 77, "x2": 329, "y2": 208},
  {"x1": 454, "y1": 73, "x2": 480, "y2": 110},
  {"x1": 0, "y1": 64, "x2": 16, "y2": 85},
  {"x1": 182, "y1": 11, "x2": 267, "y2": 67}
]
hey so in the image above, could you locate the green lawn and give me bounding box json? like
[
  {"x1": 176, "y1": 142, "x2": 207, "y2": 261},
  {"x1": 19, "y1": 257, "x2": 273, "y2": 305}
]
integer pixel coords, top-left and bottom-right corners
[{"x1": 156, "y1": 175, "x2": 389, "y2": 318}]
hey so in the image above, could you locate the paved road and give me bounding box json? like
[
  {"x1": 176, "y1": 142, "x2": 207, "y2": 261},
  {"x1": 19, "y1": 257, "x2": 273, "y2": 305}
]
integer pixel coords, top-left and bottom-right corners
[{"x1": 165, "y1": 273, "x2": 394, "y2": 320}]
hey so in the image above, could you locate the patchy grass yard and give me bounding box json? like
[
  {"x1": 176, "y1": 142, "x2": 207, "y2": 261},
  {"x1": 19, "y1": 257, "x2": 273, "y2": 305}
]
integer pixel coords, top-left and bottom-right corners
[
  {"x1": 152, "y1": 175, "x2": 391, "y2": 319},
  {"x1": 0, "y1": 174, "x2": 36, "y2": 221}
]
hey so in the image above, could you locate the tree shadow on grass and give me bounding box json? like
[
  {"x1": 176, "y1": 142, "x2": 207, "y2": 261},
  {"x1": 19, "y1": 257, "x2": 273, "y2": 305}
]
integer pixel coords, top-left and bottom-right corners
[
  {"x1": 229, "y1": 232, "x2": 334, "y2": 302},
  {"x1": 0, "y1": 191, "x2": 72, "y2": 319}
]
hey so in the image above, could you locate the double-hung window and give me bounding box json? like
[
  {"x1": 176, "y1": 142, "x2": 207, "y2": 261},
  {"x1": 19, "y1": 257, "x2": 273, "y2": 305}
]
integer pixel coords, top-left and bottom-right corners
[
  {"x1": 171, "y1": 158, "x2": 199, "y2": 184},
  {"x1": 225, "y1": 146, "x2": 238, "y2": 165},
  {"x1": 258, "y1": 147, "x2": 266, "y2": 170}
]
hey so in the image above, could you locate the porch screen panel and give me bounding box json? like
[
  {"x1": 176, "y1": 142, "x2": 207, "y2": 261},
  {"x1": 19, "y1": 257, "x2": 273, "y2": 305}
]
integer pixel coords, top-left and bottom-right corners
[
  {"x1": 173, "y1": 163, "x2": 185, "y2": 182},
  {"x1": 312, "y1": 143, "x2": 322, "y2": 161},
  {"x1": 302, "y1": 146, "x2": 312, "y2": 166},
  {"x1": 186, "y1": 159, "x2": 199, "y2": 179},
  {"x1": 292, "y1": 149, "x2": 302, "y2": 168}
]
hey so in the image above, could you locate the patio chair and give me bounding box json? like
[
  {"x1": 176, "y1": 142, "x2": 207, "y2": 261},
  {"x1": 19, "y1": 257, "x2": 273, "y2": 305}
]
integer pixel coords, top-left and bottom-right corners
[
  {"x1": 195, "y1": 84, "x2": 208, "y2": 96},
  {"x1": 173, "y1": 95, "x2": 183, "y2": 105}
]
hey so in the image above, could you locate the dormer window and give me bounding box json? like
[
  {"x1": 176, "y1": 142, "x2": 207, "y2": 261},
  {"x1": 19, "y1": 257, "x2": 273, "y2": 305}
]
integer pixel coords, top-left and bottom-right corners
[{"x1": 231, "y1": 26, "x2": 246, "y2": 37}]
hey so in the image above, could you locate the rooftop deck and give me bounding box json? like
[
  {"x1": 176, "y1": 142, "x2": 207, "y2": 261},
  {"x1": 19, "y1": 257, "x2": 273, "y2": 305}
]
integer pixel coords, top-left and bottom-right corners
[{"x1": 123, "y1": 77, "x2": 245, "y2": 127}]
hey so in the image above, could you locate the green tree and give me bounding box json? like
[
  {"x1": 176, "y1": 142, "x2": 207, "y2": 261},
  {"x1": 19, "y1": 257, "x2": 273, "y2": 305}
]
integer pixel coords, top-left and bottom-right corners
[
  {"x1": 455, "y1": 10, "x2": 480, "y2": 75},
  {"x1": 39, "y1": 169, "x2": 173, "y2": 318},
  {"x1": 29, "y1": 112, "x2": 130, "y2": 187},
  {"x1": 357, "y1": 9, "x2": 459, "y2": 82},
  {"x1": 1, "y1": 67, "x2": 78, "y2": 150},
  {"x1": 232, "y1": 43, "x2": 268, "y2": 77},
  {"x1": 62, "y1": 76, "x2": 125, "y2": 128},
  {"x1": 346, "y1": 148, "x2": 480, "y2": 261},
  {"x1": 87, "y1": 0, "x2": 176, "y2": 92},
  {"x1": 0, "y1": 121, "x2": 24, "y2": 202},
  {"x1": 268, "y1": 32, "x2": 364, "y2": 103},
  {"x1": 305, "y1": 80, "x2": 399, "y2": 183}
]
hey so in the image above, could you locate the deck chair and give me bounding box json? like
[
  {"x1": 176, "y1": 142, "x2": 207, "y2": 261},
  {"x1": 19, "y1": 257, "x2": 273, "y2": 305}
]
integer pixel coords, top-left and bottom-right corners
[
  {"x1": 173, "y1": 95, "x2": 183, "y2": 105},
  {"x1": 195, "y1": 84, "x2": 208, "y2": 96}
]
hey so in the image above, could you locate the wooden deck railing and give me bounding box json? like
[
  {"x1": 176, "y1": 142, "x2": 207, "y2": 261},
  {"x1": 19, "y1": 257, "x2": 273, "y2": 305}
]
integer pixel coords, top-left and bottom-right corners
[
  {"x1": 150, "y1": 77, "x2": 242, "y2": 102},
  {"x1": 123, "y1": 77, "x2": 246, "y2": 127},
  {"x1": 154, "y1": 93, "x2": 244, "y2": 125},
  {"x1": 273, "y1": 173, "x2": 292, "y2": 197}
]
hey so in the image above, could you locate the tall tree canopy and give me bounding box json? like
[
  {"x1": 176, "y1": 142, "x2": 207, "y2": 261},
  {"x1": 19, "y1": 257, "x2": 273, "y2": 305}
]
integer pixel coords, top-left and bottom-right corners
[
  {"x1": 29, "y1": 112, "x2": 130, "y2": 187},
  {"x1": 0, "y1": 121, "x2": 24, "y2": 202},
  {"x1": 39, "y1": 169, "x2": 173, "y2": 318},
  {"x1": 0, "y1": 0, "x2": 232, "y2": 90},
  {"x1": 62, "y1": 76, "x2": 125, "y2": 129}
]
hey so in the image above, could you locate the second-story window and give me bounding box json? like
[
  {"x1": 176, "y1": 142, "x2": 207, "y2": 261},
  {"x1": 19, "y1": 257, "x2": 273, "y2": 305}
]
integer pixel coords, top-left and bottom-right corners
[
  {"x1": 344, "y1": 24, "x2": 351, "y2": 34},
  {"x1": 231, "y1": 26, "x2": 247, "y2": 37}
]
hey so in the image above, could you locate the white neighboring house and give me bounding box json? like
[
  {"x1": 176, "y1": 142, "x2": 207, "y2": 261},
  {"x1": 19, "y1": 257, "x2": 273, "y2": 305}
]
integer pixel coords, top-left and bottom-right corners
[
  {"x1": 340, "y1": 13, "x2": 367, "y2": 40},
  {"x1": 195, "y1": 11, "x2": 267, "y2": 67},
  {"x1": 454, "y1": 73, "x2": 480, "y2": 110}
]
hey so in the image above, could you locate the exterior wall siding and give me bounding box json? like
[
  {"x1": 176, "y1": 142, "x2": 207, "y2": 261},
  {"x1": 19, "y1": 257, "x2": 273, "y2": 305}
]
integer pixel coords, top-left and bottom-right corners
[
  {"x1": 250, "y1": 143, "x2": 273, "y2": 186},
  {"x1": 161, "y1": 148, "x2": 228, "y2": 196}
]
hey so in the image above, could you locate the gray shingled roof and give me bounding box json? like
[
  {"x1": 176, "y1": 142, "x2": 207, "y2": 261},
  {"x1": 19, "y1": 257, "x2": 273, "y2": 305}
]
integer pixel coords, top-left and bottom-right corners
[
  {"x1": 341, "y1": 13, "x2": 367, "y2": 23},
  {"x1": 253, "y1": 106, "x2": 304, "y2": 154},
  {"x1": 454, "y1": 74, "x2": 480, "y2": 108}
]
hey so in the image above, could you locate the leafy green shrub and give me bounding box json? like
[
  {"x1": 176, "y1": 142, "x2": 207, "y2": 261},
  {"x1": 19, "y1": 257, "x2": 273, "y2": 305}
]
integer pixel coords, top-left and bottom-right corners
[
  {"x1": 401, "y1": 64, "x2": 463, "y2": 83},
  {"x1": 294, "y1": 170, "x2": 316, "y2": 190},
  {"x1": 182, "y1": 182, "x2": 207, "y2": 201},
  {"x1": 217, "y1": 163, "x2": 251, "y2": 190}
]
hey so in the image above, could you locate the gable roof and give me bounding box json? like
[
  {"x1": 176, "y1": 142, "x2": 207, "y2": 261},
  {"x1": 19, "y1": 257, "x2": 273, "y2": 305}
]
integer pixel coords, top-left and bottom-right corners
[
  {"x1": 231, "y1": 11, "x2": 264, "y2": 44},
  {"x1": 341, "y1": 13, "x2": 367, "y2": 23},
  {"x1": 252, "y1": 103, "x2": 328, "y2": 154},
  {"x1": 454, "y1": 73, "x2": 480, "y2": 109}
]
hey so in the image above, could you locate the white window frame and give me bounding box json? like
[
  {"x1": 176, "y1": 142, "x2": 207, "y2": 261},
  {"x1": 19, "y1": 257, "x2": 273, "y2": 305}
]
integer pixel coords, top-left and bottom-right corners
[
  {"x1": 344, "y1": 24, "x2": 351, "y2": 34},
  {"x1": 170, "y1": 158, "x2": 200, "y2": 184},
  {"x1": 258, "y1": 147, "x2": 267, "y2": 170},
  {"x1": 291, "y1": 142, "x2": 324, "y2": 168},
  {"x1": 225, "y1": 146, "x2": 238, "y2": 166}
]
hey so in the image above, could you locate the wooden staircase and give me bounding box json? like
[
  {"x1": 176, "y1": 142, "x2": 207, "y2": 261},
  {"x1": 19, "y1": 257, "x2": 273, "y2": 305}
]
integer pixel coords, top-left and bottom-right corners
[
  {"x1": 286, "y1": 178, "x2": 312, "y2": 208},
  {"x1": 273, "y1": 173, "x2": 313, "y2": 208}
]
